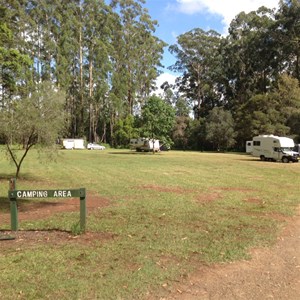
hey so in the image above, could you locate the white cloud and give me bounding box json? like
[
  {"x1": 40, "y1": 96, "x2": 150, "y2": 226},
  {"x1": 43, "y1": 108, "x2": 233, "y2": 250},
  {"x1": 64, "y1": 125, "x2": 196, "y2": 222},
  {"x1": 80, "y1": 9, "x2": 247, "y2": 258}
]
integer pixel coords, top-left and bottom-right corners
[
  {"x1": 154, "y1": 72, "x2": 177, "y2": 95},
  {"x1": 156, "y1": 72, "x2": 177, "y2": 87},
  {"x1": 174, "y1": 0, "x2": 279, "y2": 32}
]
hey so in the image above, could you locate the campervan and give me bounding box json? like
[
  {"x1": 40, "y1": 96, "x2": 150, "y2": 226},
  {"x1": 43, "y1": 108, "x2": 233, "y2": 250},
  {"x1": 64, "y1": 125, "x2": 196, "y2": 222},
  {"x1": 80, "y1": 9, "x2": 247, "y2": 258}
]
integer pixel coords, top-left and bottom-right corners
[
  {"x1": 252, "y1": 135, "x2": 299, "y2": 163},
  {"x1": 129, "y1": 138, "x2": 160, "y2": 152},
  {"x1": 62, "y1": 139, "x2": 85, "y2": 150}
]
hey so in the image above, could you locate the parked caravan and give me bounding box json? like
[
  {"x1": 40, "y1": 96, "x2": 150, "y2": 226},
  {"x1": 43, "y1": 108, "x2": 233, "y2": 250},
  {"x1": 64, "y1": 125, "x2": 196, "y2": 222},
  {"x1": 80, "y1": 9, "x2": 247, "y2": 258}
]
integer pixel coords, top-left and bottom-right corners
[
  {"x1": 129, "y1": 138, "x2": 160, "y2": 152},
  {"x1": 62, "y1": 139, "x2": 85, "y2": 150},
  {"x1": 252, "y1": 135, "x2": 299, "y2": 163}
]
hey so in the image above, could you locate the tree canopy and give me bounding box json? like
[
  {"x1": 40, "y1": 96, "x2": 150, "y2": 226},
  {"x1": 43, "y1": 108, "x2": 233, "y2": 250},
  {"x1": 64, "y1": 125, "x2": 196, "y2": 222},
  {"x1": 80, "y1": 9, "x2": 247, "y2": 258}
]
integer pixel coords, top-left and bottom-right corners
[
  {"x1": 140, "y1": 95, "x2": 175, "y2": 149},
  {"x1": 1, "y1": 0, "x2": 300, "y2": 158},
  {"x1": 169, "y1": 0, "x2": 300, "y2": 149}
]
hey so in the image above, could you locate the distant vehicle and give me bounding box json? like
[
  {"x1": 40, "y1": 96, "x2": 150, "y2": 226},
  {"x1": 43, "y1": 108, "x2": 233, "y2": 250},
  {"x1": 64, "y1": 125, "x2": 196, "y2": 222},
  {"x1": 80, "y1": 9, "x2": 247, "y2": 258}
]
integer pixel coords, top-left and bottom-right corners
[
  {"x1": 160, "y1": 144, "x2": 170, "y2": 151},
  {"x1": 129, "y1": 138, "x2": 160, "y2": 152},
  {"x1": 87, "y1": 143, "x2": 105, "y2": 150},
  {"x1": 251, "y1": 135, "x2": 299, "y2": 163},
  {"x1": 62, "y1": 139, "x2": 85, "y2": 150}
]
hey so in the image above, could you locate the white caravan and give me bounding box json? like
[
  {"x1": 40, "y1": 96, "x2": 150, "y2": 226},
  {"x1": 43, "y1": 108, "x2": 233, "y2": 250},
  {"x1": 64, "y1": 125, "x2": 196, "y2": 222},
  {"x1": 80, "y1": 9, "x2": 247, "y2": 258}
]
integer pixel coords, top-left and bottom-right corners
[
  {"x1": 129, "y1": 138, "x2": 160, "y2": 152},
  {"x1": 62, "y1": 139, "x2": 85, "y2": 150},
  {"x1": 252, "y1": 135, "x2": 299, "y2": 163}
]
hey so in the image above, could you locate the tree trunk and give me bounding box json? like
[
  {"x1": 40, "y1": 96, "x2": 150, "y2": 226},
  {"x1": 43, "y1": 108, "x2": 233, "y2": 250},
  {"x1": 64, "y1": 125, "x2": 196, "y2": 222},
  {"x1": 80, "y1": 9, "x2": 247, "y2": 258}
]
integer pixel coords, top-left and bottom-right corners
[{"x1": 79, "y1": 25, "x2": 84, "y2": 136}]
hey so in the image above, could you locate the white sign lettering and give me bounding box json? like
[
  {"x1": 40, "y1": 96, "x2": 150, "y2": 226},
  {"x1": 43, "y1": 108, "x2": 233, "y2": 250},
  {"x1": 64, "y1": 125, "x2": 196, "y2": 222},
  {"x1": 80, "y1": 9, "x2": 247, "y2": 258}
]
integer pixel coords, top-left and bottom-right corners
[
  {"x1": 53, "y1": 190, "x2": 72, "y2": 197},
  {"x1": 15, "y1": 190, "x2": 74, "y2": 198},
  {"x1": 17, "y1": 190, "x2": 48, "y2": 198}
]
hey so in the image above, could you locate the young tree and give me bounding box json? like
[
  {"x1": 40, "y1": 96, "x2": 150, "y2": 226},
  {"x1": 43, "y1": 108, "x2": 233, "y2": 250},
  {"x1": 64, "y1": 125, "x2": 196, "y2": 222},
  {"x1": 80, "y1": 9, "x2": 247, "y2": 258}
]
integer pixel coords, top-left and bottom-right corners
[
  {"x1": 0, "y1": 82, "x2": 66, "y2": 178},
  {"x1": 140, "y1": 95, "x2": 175, "y2": 152}
]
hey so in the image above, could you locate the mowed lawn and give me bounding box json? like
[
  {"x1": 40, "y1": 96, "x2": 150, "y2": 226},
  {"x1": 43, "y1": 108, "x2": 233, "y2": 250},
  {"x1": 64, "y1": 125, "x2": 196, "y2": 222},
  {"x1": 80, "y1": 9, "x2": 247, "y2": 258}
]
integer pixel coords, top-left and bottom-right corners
[{"x1": 0, "y1": 149, "x2": 300, "y2": 299}]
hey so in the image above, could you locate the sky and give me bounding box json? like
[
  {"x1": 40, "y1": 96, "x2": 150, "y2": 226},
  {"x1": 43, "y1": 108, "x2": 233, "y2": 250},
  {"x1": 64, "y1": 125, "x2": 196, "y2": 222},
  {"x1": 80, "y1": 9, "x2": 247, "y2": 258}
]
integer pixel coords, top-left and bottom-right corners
[{"x1": 142, "y1": 0, "x2": 280, "y2": 92}]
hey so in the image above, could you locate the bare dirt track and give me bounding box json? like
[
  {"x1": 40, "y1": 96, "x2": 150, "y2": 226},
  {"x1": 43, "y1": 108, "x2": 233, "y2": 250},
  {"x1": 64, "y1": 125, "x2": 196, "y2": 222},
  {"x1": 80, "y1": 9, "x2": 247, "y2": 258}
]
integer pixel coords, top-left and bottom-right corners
[
  {"x1": 0, "y1": 195, "x2": 299, "y2": 299},
  {"x1": 157, "y1": 207, "x2": 300, "y2": 300}
]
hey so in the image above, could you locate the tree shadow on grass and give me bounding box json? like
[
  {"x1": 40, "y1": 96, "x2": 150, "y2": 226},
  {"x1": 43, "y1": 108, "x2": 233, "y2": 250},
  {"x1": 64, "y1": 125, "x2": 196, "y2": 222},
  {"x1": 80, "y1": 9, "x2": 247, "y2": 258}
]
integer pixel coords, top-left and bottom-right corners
[
  {"x1": 0, "y1": 197, "x2": 33, "y2": 214},
  {"x1": 108, "y1": 151, "x2": 159, "y2": 155},
  {"x1": 0, "y1": 174, "x2": 15, "y2": 181},
  {"x1": 231, "y1": 157, "x2": 256, "y2": 161},
  {"x1": 0, "y1": 196, "x2": 62, "y2": 214}
]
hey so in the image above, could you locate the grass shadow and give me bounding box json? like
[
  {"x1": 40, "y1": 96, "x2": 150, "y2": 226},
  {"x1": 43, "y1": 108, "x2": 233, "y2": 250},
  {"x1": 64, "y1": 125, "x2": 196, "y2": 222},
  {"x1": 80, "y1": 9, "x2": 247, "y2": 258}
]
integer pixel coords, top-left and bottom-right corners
[
  {"x1": 108, "y1": 151, "x2": 160, "y2": 155},
  {"x1": 233, "y1": 157, "x2": 259, "y2": 161},
  {"x1": 0, "y1": 197, "x2": 63, "y2": 214}
]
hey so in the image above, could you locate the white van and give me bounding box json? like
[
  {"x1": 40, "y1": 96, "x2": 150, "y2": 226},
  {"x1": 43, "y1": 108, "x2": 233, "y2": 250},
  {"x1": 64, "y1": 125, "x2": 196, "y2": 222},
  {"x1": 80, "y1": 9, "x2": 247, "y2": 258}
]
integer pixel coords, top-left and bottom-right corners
[
  {"x1": 129, "y1": 138, "x2": 160, "y2": 152},
  {"x1": 252, "y1": 135, "x2": 299, "y2": 163},
  {"x1": 62, "y1": 139, "x2": 85, "y2": 150}
]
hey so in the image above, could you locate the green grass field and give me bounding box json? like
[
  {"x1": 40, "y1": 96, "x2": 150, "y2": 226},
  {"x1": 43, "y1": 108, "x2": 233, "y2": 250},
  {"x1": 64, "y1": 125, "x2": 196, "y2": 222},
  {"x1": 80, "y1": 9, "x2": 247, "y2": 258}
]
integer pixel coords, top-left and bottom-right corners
[{"x1": 0, "y1": 149, "x2": 299, "y2": 299}]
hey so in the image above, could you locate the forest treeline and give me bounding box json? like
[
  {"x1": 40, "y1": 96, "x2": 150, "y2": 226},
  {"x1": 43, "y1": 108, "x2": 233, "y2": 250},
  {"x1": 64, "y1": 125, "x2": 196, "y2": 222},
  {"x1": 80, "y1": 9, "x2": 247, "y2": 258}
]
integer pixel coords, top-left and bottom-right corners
[{"x1": 1, "y1": 0, "x2": 300, "y2": 151}]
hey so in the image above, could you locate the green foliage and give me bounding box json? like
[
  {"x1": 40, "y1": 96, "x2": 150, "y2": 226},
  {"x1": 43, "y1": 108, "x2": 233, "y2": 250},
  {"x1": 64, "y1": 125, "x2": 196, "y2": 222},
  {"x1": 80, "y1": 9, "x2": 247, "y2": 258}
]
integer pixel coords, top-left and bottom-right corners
[
  {"x1": 169, "y1": 29, "x2": 223, "y2": 119},
  {"x1": 185, "y1": 118, "x2": 206, "y2": 150},
  {"x1": 275, "y1": 0, "x2": 300, "y2": 81},
  {"x1": 113, "y1": 115, "x2": 138, "y2": 147},
  {"x1": 206, "y1": 107, "x2": 236, "y2": 150},
  {"x1": 141, "y1": 95, "x2": 175, "y2": 147},
  {"x1": 70, "y1": 221, "x2": 84, "y2": 236},
  {"x1": 0, "y1": 82, "x2": 66, "y2": 178},
  {"x1": 172, "y1": 116, "x2": 190, "y2": 150},
  {"x1": 0, "y1": 0, "x2": 165, "y2": 145},
  {"x1": 0, "y1": 9, "x2": 32, "y2": 103},
  {"x1": 235, "y1": 74, "x2": 300, "y2": 143},
  {"x1": 1, "y1": 0, "x2": 300, "y2": 151}
]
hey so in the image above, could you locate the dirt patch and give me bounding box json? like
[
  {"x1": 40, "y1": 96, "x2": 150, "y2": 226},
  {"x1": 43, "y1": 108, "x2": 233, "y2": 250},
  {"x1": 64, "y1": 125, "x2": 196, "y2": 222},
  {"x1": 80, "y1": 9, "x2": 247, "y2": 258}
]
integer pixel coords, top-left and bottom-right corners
[
  {"x1": 0, "y1": 192, "x2": 110, "y2": 223},
  {"x1": 0, "y1": 192, "x2": 113, "y2": 249},
  {"x1": 0, "y1": 230, "x2": 116, "y2": 249},
  {"x1": 195, "y1": 193, "x2": 221, "y2": 203},
  {"x1": 151, "y1": 207, "x2": 300, "y2": 300},
  {"x1": 211, "y1": 187, "x2": 256, "y2": 192}
]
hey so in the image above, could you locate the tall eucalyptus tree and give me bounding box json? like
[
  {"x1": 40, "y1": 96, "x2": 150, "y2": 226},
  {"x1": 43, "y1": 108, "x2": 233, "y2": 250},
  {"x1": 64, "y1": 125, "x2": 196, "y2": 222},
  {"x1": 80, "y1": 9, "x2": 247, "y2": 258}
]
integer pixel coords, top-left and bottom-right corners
[
  {"x1": 0, "y1": 1, "x2": 33, "y2": 102},
  {"x1": 109, "y1": 0, "x2": 165, "y2": 116},
  {"x1": 223, "y1": 6, "x2": 277, "y2": 110},
  {"x1": 82, "y1": 0, "x2": 112, "y2": 142},
  {"x1": 274, "y1": 0, "x2": 300, "y2": 83},
  {"x1": 169, "y1": 29, "x2": 223, "y2": 119},
  {"x1": 108, "y1": 0, "x2": 165, "y2": 145}
]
